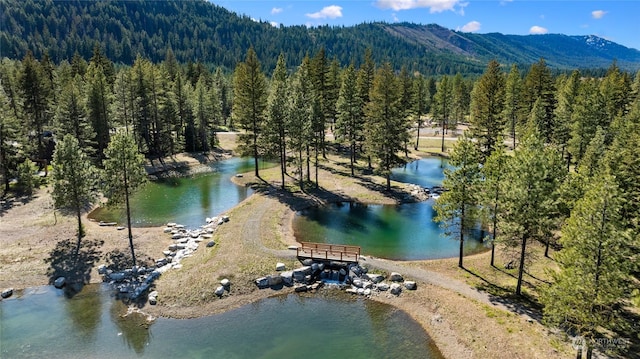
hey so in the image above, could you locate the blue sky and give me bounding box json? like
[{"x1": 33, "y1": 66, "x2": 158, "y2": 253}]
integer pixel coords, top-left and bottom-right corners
[{"x1": 213, "y1": 1, "x2": 639, "y2": 50}]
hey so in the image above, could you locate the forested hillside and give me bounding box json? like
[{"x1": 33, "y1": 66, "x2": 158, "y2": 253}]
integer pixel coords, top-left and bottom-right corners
[{"x1": 2, "y1": 0, "x2": 639, "y2": 75}]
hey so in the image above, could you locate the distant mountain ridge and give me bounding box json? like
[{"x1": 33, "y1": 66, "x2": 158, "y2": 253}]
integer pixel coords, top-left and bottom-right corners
[{"x1": 1, "y1": 0, "x2": 639, "y2": 74}]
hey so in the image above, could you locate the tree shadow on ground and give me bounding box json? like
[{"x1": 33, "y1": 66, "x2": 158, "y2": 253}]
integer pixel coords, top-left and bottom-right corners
[
  {"x1": 463, "y1": 267, "x2": 544, "y2": 323},
  {"x1": 45, "y1": 238, "x2": 103, "y2": 298},
  {"x1": 0, "y1": 192, "x2": 35, "y2": 217}
]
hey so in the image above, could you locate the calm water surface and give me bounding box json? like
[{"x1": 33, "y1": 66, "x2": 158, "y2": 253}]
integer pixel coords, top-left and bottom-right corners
[
  {"x1": 0, "y1": 285, "x2": 444, "y2": 359},
  {"x1": 89, "y1": 157, "x2": 270, "y2": 228},
  {"x1": 293, "y1": 157, "x2": 486, "y2": 260}
]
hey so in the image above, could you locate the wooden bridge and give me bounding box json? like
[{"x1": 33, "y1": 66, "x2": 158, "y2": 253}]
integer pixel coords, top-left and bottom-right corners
[{"x1": 296, "y1": 242, "x2": 361, "y2": 263}]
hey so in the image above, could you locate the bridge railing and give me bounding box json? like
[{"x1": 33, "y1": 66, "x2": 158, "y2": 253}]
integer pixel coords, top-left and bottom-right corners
[{"x1": 297, "y1": 242, "x2": 361, "y2": 262}]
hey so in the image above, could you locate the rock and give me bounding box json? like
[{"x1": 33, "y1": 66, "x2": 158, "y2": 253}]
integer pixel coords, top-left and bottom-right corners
[
  {"x1": 97, "y1": 264, "x2": 107, "y2": 275},
  {"x1": 390, "y1": 283, "x2": 402, "y2": 295},
  {"x1": 255, "y1": 277, "x2": 269, "y2": 289},
  {"x1": 53, "y1": 277, "x2": 66, "y2": 288},
  {"x1": 221, "y1": 215, "x2": 229, "y2": 222},
  {"x1": 156, "y1": 258, "x2": 167, "y2": 267},
  {"x1": 109, "y1": 272, "x2": 126, "y2": 282},
  {"x1": 352, "y1": 278, "x2": 363, "y2": 288},
  {"x1": 206, "y1": 241, "x2": 215, "y2": 248},
  {"x1": 148, "y1": 296, "x2": 157, "y2": 305},
  {"x1": 116, "y1": 226, "x2": 126, "y2": 231},
  {"x1": 345, "y1": 288, "x2": 358, "y2": 295},
  {"x1": 280, "y1": 271, "x2": 294, "y2": 286},
  {"x1": 163, "y1": 227, "x2": 173, "y2": 233},
  {"x1": 287, "y1": 245, "x2": 298, "y2": 250},
  {"x1": 311, "y1": 263, "x2": 319, "y2": 272},
  {"x1": 389, "y1": 272, "x2": 404, "y2": 282},
  {"x1": 1, "y1": 288, "x2": 14, "y2": 299},
  {"x1": 275, "y1": 262, "x2": 286, "y2": 271},
  {"x1": 168, "y1": 244, "x2": 178, "y2": 251},
  {"x1": 363, "y1": 281, "x2": 373, "y2": 289},
  {"x1": 171, "y1": 233, "x2": 184, "y2": 240},
  {"x1": 365, "y1": 273, "x2": 384, "y2": 283},
  {"x1": 339, "y1": 268, "x2": 347, "y2": 276},
  {"x1": 318, "y1": 263, "x2": 325, "y2": 271},
  {"x1": 149, "y1": 291, "x2": 158, "y2": 298},
  {"x1": 172, "y1": 264, "x2": 183, "y2": 270},
  {"x1": 214, "y1": 286, "x2": 225, "y2": 297},
  {"x1": 404, "y1": 281, "x2": 417, "y2": 290},
  {"x1": 301, "y1": 258, "x2": 314, "y2": 266},
  {"x1": 357, "y1": 288, "x2": 365, "y2": 295},
  {"x1": 235, "y1": 174, "x2": 243, "y2": 178},
  {"x1": 268, "y1": 275, "x2": 283, "y2": 286},
  {"x1": 167, "y1": 222, "x2": 177, "y2": 227},
  {"x1": 221, "y1": 278, "x2": 230, "y2": 287},
  {"x1": 364, "y1": 288, "x2": 372, "y2": 296},
  {"x1": 376, "y1": 283, "x2": 390, "y2": 291},
  {"x1": 294, "y1": 285, "x2": 308, "y2": 293}
]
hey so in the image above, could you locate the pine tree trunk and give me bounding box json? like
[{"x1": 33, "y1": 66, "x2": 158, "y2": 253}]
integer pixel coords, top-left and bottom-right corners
[
  {"x1": 516, "y1": 233, "x2": 528, "y2": 295},
  {"x1": 459, "y1": 203, "x2": 465, "y2": 268},
  {"x1": 415, "y1": 122, "x2": 421, "y2": 150},
  {"x1": 576, "y1": 348, "x2": 582, "y2": 359}
]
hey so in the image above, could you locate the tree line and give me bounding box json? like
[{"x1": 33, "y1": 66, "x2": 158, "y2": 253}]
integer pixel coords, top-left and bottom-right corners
[{"x1": 435, "y1": 59, "x2": 640, "y2": 357}]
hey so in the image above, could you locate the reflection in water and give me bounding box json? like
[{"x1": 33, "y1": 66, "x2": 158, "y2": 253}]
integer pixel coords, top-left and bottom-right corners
[
  {"x1": 65, "y1": 285, "x2": 103, "y2": 343},
  {"x1": 294, "y1": 158, "x2": 487, "y2": 260},
  {"x1": 0, "y1": 285, "x2": 443, "y2": 359},
  {"x1": 110, "y1": 301, "x2": 152, "y2": 355}
]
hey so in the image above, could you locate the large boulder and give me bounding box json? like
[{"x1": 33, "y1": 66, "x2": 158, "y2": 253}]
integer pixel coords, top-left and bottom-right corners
[
  {"x1": 390, "y1": 283, "x2": 402, "y2": 295},
  {"x1": 365, "y1": 273, "x2": 384, "y2": 283},
  {"x1": 267, "y1": 275, "x2": 283, "y2": 287},
  {"x1": 292, "y1": 266, "x2": 311, "y2": 282},
  {"x1": 376, "y1": 283, "x2": 390, "y2": 291},
  {"x1": 280, "y1": 271, "x2": 294, "y2": 286},
  {"x1": 220, "y1": 278, "x2": 230, "y2": 287},
  {"x1": 275, "y1": 262, "x2": 286, "y2": 271},
  {"x1": 214, "y1": 286, "x2": 225, "y2": 297},
  {"x1": 1, "y1": 288, "x2": 13, "y2": 299},
  {"x1": 404, "y1": 281, "x2": 417, "y2": 290},
  {"x1": 389, "y1": 272, "x2": 404, "y2": 282},
  {"x1": 53, "y1": 277, "x2": 66, "y2": 288},
  {"x1": 255, "y1": 277, "x2": 269, "y2": 289}
]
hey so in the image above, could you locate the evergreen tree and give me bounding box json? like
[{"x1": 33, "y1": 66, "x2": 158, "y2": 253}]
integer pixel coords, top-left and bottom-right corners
[
  {"x1": 412, "y1": 74, "x2": 427, "y2": 150},
  {"x1": 451, "y1": 72, "x2": 469, "y2": 131},
  {"x1": 335, "y1": 64, "x2": 363, "y2": 176},
  {"x1": 263, "y1": 53, "x2": 289, "y2": 189},
  {"x1": 433, "y1": 76, "x2": 452, "y2": 152},
  {"x1": 364, "y1": 62, "x2": 407, "y2": 191},
  {"x1": 191, "y1": 76, "x2": 216, "y2": 151},
  {"x1": 0, "y1": 81, "x2": 21, "y2": 193},
  {"x1": 568, "y1": 79, "x2": 606, "y2": 165},
  {"x1": 542, "y1": 177, "x2": 631, "y2": 358},
  {"x1": 51, "y1": 135, "x2": 97, "y2": 252},
  {"x1": 85, "y1": 62, "x2": 113, "y2": 161},
  {"x1": 469, "y1": 60, "x2": 506, "y2": 161},
  {"x1": 434, "y1": 134, "x2": 482, "y2": 268},
  {"x1": 523, "y1": 59, "x2": 556, "y2": 143},
  {"x1": 503, "y1": 64, "x2": 525, "y2": 149},
  {"x1": 20, "y1": 51, "x2": 52, "y2": 162},
  {"x1": 499, "y1": 132, "x2": 563, "y2": 295},
  {"x1": 232, "y1": 47, "x2": 268, "y2": 178},
  {"x1": 55, "y1": 75, "x2": 95, "y2": 156},
  {"x1": 102, "y1": 132, "x2": 147, "y2": 267},
  {"x1": 287, "y1": 58, "x2": 314, "y2": 191},
  {"x1": 553, "y1": 70, "x2": 581, "y2": 167},
  {"x1": 481, "y1": 147, "x2": 507, "y2": 267}
]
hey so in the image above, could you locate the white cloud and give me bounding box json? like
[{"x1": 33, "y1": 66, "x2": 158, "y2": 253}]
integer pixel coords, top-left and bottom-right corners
[
  {"x1": 375, "y1": 0, "x2": 460, "y2": 13},
  {"x1": 392, "y1": 13, "x2": 400, "y2": 22},
  {"x1": 458, "y1": 21, "x2": 481, "y2": 32},
  {"x1": 306, "y1": 5, "x2": 343, "y2": 19},
  {"x1": 270, "y1": 21, "x2": 279, "y2": 27},
  {"x1": 591, "y1": 10, "x2": 607, "y2": 19},
  {"x1": 529, "y1": 25, "x2": 548, "y2": 34},
  {"x1": 271, "y1": 7, "x2": 283, "y2": 15}
]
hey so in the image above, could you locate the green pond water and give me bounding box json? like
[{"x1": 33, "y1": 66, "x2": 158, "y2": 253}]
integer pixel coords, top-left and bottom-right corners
[
  {"x1": 293, "y1": 157, "x2": 487, "y2": 260},
  {"x1": 89, "y1": 157, "x2": 270, "y2": 228},
  {"x1": 0, "y1": 285, "x2": 443, "y2": 359}
]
